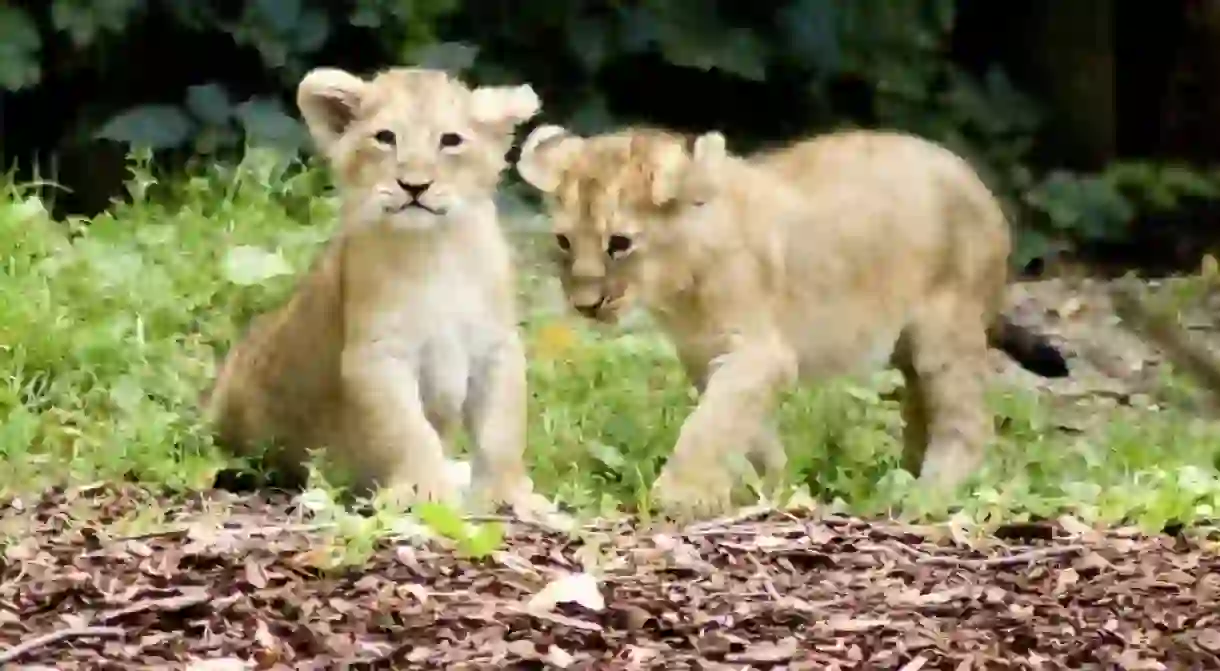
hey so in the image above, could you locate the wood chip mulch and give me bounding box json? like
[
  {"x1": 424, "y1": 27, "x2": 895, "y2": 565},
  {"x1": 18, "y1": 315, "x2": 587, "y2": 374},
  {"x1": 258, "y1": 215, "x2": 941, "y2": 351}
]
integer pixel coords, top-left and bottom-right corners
[{"x1": 2, "y1": 486, "x2": 1219, "y2": 670}]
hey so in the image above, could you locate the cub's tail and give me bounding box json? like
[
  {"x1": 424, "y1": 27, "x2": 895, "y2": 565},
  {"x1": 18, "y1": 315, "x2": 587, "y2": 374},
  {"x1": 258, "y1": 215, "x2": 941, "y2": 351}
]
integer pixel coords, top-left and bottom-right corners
[{"x1": 987, "y1": 315, "x2": 1070, "y2": 378}]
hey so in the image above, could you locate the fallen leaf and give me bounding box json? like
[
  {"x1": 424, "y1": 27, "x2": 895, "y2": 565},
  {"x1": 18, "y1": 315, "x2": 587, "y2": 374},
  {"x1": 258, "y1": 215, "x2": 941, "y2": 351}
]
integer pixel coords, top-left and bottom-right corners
[
  {"x1": 244, "y1": 557, "x2": 268, "y2": 589},
  {"x1": 1197, "y1": 629, "x2": 1220, "y2": 652},
  {"x1": 726, "y1": 637, "x2": 800, "y2": 663},
  {"x1": 185, "y1": 659, "x2": 254, "y2": 671},
  {"x1": 525, "y1": 572, "x2": 605, "y2": 613},
  {"x1": 545, "y1": 645, "x2": 575, "y2": 668},
  {"x1": 1054, "y1": 567, "x2": 1079, "y2": 594}
]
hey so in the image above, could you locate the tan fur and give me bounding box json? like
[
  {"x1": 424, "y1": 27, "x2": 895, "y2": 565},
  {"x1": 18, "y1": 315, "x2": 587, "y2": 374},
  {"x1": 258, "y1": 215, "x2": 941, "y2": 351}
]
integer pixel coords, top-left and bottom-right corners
[
  {"x1": 518, "y1": 125, "x2": 1069, "y2": 518},
  {"x1": 205, "y1": 66, "x2": 546, "y2": 514}
]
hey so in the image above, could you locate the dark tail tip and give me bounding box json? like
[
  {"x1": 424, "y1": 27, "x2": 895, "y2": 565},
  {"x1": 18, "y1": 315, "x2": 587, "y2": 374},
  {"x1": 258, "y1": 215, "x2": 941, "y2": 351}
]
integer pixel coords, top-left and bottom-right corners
[{"x1": 990, "y1": 316, "x2": 1070, "y2": 378}]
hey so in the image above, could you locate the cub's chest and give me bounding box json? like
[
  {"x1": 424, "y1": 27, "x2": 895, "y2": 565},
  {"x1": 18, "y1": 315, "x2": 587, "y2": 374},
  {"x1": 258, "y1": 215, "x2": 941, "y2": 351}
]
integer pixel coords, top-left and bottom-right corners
[
  {"x1": 377, "y1": 275, "x2": 513, "y2": 420},
  {"x1": 387, "y1": 272, "x2": 507, "y2": 351}
]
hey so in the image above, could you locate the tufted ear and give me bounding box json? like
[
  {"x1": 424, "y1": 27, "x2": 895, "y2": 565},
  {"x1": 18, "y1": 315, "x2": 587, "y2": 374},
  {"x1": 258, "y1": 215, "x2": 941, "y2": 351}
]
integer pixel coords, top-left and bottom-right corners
[
  {"x1": 648, "y1": 140, "x2": 696, "y2": 206},
  {"x1": 296, "y1": 67, "x2": 368, "y2": 150},
  {"x1": 663, "y1": 131, "x2": 729, "y2": 205},
  {"x1": 516, "y1": 124, "x2": 584, "y2": 193},
  {"x1": 691, "y1": 131, "x2": 727, "y2": 171},
  {"x1": 470, "y1": 84, "x2": 541, "y2": 129}
]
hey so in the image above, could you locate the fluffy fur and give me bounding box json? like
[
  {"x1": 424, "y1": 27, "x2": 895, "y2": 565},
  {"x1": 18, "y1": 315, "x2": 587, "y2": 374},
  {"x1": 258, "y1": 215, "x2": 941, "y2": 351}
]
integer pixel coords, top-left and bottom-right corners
[
  {"x1": 517, "y1": 125, "x2": 1070, "y2": 517},
  {"x1": 204, "y1": 66, "x2": 546, "y2": 514}
]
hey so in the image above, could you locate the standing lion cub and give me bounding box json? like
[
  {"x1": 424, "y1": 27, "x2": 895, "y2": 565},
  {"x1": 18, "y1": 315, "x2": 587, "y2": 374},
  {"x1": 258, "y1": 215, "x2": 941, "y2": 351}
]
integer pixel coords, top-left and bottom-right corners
[
  {"x1": 516, "y1": 125, "x2": 1070, "y2": 518},
  {"x1": 204, "y1": 66, "x2": 546, "y2": 515}
]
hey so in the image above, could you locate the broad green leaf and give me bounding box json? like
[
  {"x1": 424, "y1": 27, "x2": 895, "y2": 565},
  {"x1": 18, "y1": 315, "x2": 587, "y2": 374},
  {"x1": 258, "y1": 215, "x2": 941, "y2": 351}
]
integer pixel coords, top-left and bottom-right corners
[
  {"x1": 51, "y1": 0, "x2": 100, "y2": 47},
  {"x1": 458, "y1": 522, "x2": 504, "y2": 558},
  {"x1": 185, "y1": 83, "x2": 234, "y2": 126},
  {"x1": 221, "y1": 245, "x2": 293, "y2": 286},
  {"x1": 293, "y1": 10, "x2": 329, "y2": 52},
  {"x1": 408, "y1": 41, "x2": 479, "y2": 74},
  {"x1": 567, "y1": 94, "x2": 614, "y2": 135},
  {"x1": 413, "y1": 501, "x2": 468, "y2": 540},
  {"x1": 52, "y1": 0, "x2": 144, "y2": 47},
  {"x1": 717, "y1": 29, "x2": 768, "y2": 81},
  {"x1": 255, "y1": 0, "x2": 301, "y2": 34},
  {"x1": 95, "y1": 104, "x2": 195, "y2": 150},
  {"x1": 777, "y1": 0, "x2": 841, "y2": 71},
  {"x1": 0, "y1": 7, "x2": 41, "y2": 91},
  {"x1": 234, "y1": 97, "x2": 307, "y2": 151},
  {"x1": 566, "y1": 16, "x2": 609, "y2": 73}
]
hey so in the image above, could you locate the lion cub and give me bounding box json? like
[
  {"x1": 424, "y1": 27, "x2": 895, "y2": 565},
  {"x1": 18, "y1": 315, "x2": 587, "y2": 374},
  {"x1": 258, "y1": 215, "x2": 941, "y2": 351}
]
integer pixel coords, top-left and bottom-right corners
[
  {"x1": 205, "y1": 66, "x2": 544, "y2": 514},
  {"x1": 516, "y1": 125, "x2": 1070, "y2": 517}
]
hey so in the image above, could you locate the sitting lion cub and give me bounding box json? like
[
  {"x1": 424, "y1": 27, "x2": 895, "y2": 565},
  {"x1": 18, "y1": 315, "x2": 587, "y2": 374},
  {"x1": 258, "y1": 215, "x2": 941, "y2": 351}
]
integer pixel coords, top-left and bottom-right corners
[
  {"x1": 204, "y1": 66, "x2": 545, "y2": 514},
  {"x1": 516, "y1": 125, "x2": 1070, "y2": 517}
]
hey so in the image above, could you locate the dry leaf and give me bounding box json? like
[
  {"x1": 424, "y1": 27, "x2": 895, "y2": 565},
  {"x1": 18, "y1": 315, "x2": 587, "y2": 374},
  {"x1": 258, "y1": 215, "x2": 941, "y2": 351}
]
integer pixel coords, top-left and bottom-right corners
[
  {"x1": 1197, "y1": 629, "x2": 1220, "y2": 652},
  {"x1": 244, "y1": 557, "x2": 268, "y2": 589},
  {"x1": 1054, "y1": 567, "x2": 1079, "y2": 595},
  {"x1": 545, "y1": 645, "x2": 576, "y2": 668},
  {"x1": 525, "y1": 572, "x2": 605, "y2": 613},
  {"x1": 185, "y1": 659, "x2": 254, "y2": 671},
  {"x1": 726, "y1": 637, "x2": 800, "y2": 663}
]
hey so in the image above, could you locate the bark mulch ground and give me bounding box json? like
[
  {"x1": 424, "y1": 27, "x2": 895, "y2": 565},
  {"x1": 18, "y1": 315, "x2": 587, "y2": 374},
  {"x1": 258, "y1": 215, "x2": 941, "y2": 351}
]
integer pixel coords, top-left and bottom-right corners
[{"x1": 2, "y1": 486, "x2": 1219, "y2": 670}]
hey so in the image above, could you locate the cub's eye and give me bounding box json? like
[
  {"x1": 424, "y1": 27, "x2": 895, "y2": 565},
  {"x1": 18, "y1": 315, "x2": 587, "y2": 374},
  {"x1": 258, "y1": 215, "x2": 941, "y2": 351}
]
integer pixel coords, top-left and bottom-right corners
[
  {"x1": 373, "y1": 129, "x2": 396, "y2": 146},
  {"x1": 606, "y1": 234, "x2": 633, "y2": 257},
  {"x1": 439, "y1": 132, "x2": 464, "y2": 148},
  {"x1": 555, "y1": 234, "x2": 571, "y2": 251}
]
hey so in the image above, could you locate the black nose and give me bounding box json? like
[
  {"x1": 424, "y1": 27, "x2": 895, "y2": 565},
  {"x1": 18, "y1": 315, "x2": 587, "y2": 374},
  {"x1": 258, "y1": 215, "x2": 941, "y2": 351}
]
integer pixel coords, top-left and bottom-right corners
[
  {"x1": 574, "y1": 297, "x2": 605, "y2": 318},
  {"x1": 398, "y1": 180, "x2": 432, "y2": 199}
]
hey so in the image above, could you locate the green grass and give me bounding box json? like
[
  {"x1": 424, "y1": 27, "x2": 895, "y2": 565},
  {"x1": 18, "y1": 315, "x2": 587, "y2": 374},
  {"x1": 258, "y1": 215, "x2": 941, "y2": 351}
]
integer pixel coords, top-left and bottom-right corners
[{"x1": 5, "y1": 149, "x2": 1220, "y2": 537}]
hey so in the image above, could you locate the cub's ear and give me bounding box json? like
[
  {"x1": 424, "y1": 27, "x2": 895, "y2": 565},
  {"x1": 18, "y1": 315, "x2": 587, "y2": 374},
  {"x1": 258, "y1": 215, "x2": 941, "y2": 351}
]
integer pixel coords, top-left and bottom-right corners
[
  {"x1": 516, "y1": 125, "x2": 583, "y2": 193},
  {"x1": 470, "y1": 84, "x2": 541, "y2": 129},
  {"x1": 669, "y1": 131, "x2": 729, "y2": 204},
  {"x1": 296, "y1": 67, "x2": 368, "y2": 150},
  {"x1": 648, "y1": 140, "x2": 694, "y2": 206},
  {"x1": 691, "y1": 131, "x2": 728, "y2": 170}
]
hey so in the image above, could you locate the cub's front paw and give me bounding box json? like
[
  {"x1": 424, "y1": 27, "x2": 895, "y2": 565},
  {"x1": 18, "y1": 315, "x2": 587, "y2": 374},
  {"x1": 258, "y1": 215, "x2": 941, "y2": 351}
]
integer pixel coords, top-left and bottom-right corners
[
  {"x1": 468, "y1": 476, "x2": 575, "y2": 532},
  {"x1": 649, "y1": 466, "x2": 736, "y2": 522},
  {"x1": 382, "y1": 477, "x2": 463, "y2": 511}
]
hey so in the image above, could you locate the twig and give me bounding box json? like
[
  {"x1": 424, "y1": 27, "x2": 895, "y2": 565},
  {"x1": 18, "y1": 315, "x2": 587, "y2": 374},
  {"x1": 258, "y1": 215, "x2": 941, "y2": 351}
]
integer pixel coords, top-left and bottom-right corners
[
  {"x1": 96, "y1": 589, "x2": 211, "y2": 624},
  {"x1": 746, "y1": 554, "x2": 783, "y2": 601},
  {"x1": 682, "y1": 505, "x2": 776, "y2": 534},
  {"x1": 462, "y1": 514, "x2": 574, "y2": 534},
  {"x1": 0, "y1": 626, "x2": 126, "y2": 664},
  {"x1": 913, "y1": 544, "x2": 1088, "y2": 568},
  {"x1": 113, "y1": 522, "x2": 335, "y2": 543}
]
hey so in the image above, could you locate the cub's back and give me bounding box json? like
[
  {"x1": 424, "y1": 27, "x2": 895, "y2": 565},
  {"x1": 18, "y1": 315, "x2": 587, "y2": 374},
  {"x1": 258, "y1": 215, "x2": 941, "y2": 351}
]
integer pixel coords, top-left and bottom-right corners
[{"x1": 753, "y1": 129, "x2": 1009, "y2": 279}]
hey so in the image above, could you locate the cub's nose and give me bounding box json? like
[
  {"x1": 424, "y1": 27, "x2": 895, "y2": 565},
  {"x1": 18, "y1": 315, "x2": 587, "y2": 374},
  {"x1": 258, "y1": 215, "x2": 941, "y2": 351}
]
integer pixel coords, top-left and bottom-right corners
[
  {"x1": 573, "y1": 297, "x2": 606, "y2": 318},
  {"x1": 398, "y1": 180, "x2": 432, "y2": 199}
]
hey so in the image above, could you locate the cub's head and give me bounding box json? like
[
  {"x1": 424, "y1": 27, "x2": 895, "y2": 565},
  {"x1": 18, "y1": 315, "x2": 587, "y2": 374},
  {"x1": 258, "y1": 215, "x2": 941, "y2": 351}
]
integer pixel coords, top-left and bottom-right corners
[
  {"x1": 516, "y1": 125, "x2": 730, "y2": 323},
  {"x1": 297, "y1": 66, "x2": 540, "y2": 229}
]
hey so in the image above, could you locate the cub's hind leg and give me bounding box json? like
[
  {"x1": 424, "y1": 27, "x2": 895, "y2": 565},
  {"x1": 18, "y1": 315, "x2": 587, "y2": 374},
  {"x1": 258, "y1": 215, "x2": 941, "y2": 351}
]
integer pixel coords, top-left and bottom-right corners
[
  {"x1": 894, "y1": 296, "x2": 993, "y2": 493},
  {"x1": 891, "y1": 334, "x2": 930, "y2": 479}
]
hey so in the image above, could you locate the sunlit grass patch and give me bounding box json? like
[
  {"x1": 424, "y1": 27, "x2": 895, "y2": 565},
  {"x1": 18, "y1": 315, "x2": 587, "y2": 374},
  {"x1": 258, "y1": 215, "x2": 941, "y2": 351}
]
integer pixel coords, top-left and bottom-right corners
[{"x1": 3, "y1": 150, "x2": 1220, "y2": 534}]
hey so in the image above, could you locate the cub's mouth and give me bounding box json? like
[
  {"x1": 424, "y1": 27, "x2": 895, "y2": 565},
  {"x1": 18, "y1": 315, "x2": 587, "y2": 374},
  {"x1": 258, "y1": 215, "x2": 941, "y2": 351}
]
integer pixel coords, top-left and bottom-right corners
[
  {"x1": 572, "y1": 288, "x2": 631, "y2": 324},
  {"x1": 389, "y1": 201, "x2": 444, "y2": 216}
]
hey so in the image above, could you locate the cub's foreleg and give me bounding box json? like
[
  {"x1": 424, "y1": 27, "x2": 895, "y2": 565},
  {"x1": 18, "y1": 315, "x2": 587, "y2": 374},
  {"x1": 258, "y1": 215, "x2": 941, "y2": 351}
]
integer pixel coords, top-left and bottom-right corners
[
  {"x1": 340, "y1": 345, "x2": 460, "y2": 505},
  {"x1": 652, "y1": 335, "x2": 798, "y2": 519},
  {"x1": 463, "y1": 333, "x2": 539, "y2": 513},
  {"x1": 681, "y1": 356, "x2": 789, "y2": 499}
]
